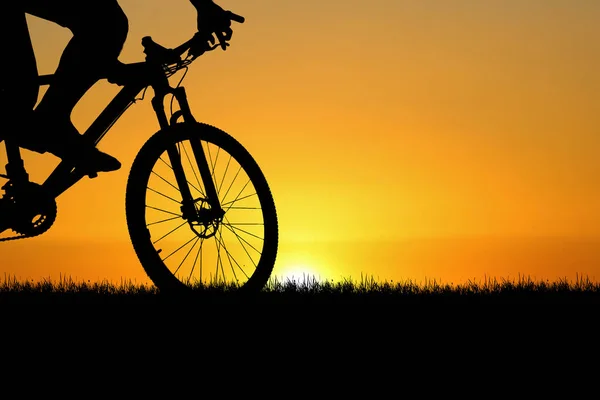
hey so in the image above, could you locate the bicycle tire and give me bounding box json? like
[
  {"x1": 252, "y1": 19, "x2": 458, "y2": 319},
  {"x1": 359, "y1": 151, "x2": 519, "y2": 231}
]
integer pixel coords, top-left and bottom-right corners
[{"x1": 125, "y1": 122, "x2": 278, "y2": 293}]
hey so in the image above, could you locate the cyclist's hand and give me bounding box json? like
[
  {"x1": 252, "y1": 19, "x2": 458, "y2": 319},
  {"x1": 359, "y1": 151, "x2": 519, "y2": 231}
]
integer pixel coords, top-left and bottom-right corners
[{"x1": 191, "y1": 1, "x2": 244, "y2": 56}]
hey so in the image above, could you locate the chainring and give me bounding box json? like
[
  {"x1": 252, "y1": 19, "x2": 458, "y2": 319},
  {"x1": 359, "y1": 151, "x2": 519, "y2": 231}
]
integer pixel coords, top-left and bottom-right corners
[{"x1": 0, "y1": 181, "x2": 57, "y2": 238}]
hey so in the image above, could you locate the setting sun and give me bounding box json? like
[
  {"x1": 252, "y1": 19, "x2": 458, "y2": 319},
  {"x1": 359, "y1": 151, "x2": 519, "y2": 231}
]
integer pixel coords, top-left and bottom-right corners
[{"x1": 275, "y1": 262, "x2": 324, "y2": 284}]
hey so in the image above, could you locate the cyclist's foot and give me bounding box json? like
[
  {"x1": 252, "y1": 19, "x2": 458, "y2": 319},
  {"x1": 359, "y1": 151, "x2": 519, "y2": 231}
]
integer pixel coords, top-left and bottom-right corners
[
  {"x1": 52, "y1": 128, "x2": 121, "y2": 175},
  {"x1": 18, "y1": 115, "x2": 121, "y2": 175},
  {"x1": 63, "y1": 143, "x2": 122, "y2": 176}
]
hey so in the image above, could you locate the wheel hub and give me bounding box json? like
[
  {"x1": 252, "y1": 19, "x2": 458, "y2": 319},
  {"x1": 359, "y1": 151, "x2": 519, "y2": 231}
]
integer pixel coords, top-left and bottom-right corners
[{"x1": 183, "y1": 198, "x2": 225, "y2": 239}]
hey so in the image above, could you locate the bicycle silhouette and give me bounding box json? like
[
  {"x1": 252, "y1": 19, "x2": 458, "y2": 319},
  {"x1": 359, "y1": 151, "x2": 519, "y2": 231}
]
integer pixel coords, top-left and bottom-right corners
[{"x1": 0, "y1": 12, "x2": 278, "y2": 293}]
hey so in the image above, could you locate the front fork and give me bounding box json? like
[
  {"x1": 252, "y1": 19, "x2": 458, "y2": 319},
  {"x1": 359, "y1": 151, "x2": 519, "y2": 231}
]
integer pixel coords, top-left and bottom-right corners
[{"x1": 151, "y1": 86, "x2": 223, "y2": 223}]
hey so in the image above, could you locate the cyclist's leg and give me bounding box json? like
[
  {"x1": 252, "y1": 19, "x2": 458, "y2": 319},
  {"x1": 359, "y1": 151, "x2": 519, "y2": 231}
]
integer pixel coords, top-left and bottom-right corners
[
  {"x1": 0, "y1": 7, "x2": 40, "y2": 144},
  {"x1": 23, "y1": 0, "x2": 128, "y2": 171},
  {"x1": 25, "y1": 0, "x2": 128, "y2": 122}
]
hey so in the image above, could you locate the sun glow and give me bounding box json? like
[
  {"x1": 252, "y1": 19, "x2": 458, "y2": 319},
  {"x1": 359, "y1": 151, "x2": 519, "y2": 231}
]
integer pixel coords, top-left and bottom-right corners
[{"x1": 275, "y1": 263, "x2": 323, "y2": 285}]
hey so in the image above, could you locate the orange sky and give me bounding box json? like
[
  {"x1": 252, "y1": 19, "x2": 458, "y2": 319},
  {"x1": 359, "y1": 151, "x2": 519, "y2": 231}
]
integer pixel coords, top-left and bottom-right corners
[{"x1": 1, "y1": 0, "x2": 600, "y2": 285}]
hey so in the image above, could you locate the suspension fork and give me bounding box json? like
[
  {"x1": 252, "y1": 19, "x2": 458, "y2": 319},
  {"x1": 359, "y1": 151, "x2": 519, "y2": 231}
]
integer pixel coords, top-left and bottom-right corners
[{"x1": 152, "y1": 87, "x2": 223, "y2": 220}]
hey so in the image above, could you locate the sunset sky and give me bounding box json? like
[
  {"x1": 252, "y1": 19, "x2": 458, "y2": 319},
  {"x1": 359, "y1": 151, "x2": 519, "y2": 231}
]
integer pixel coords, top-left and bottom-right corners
[{"x1": 1, "y1": 0, "x2": 599, "y2": 286}]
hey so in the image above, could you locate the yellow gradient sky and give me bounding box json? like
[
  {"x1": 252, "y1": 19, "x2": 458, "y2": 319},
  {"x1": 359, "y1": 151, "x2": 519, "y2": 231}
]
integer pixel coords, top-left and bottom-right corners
[{"x1": 1, "y1": 0, "x2": 599, "y2": 285}]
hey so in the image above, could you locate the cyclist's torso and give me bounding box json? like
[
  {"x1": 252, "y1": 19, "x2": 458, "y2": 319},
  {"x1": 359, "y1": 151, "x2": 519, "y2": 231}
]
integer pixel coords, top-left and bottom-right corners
[{"x1": 19, "y1": 0, "x2": 123, "y2": 31}]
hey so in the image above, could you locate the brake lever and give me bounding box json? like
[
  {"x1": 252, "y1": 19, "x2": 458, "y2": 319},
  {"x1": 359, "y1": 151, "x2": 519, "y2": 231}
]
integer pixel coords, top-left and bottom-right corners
[{"x1": 188, "y1": 37, "x2": 225, "y2": 59}]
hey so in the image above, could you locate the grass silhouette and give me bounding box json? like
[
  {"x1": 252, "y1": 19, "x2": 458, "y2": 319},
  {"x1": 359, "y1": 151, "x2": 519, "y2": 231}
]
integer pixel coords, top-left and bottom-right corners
[{"x1": 2, "y1": 273, "x2": 599, "y2": 304}]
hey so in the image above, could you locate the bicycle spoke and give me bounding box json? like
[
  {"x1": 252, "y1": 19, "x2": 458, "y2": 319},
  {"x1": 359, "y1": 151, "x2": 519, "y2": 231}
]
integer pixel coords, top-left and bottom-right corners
[
  {"x1": 221, "y1": 221, "x2": 264, "y2": 241},
  {"x1": 147, "y1": 186, "x2": 181, "y2": 205},
  {"x1": 158, "y1": 156, "x2": 171, "y2": 169},
  {"x1": 205, "y1": 142, "x2": 215, "y2": 182},
  {"x1": 221, "y1": 192, "x2": 257, "y2": 207},
  {"x1": 205, "y1": 142, "x2": 220, "y2": 185},
  {"x1": 214, "y1": 229, "x2": 249, "y2": 280},
  {"x1": 217, "y1": 155, "x2": 232, "y2": 198},
  {"x1": 182, "y1": 143, "x2": 207, "y2": 199},
  {"x1": 152, "y1": 220, "x2": 188, "y2": 245},
  {"x1": 162, "y1": 232, "x2": 198, "y2": 263},
  {"x1": 224, "y1": 178, "x2": 251, "y2": 213},
  {"x1": 146, "y1": 205, "x2": 181, "y2": 218},
  {"x1": 151, "y1": 170, "x2": 180, "y2": 193},
  {"x1": 214, "y1": 230, "x2": 225, "y2": 283},
  {"x1": 159, "y1": 154, "x2": 205, "y2": 197},
  {"x1": 189, "y1": 239, "x2": 204, "y2": 285},
  {"x1": 220, "y1": 165, "x2": 242, "y2": 206},
  {"x1": 225, "y1": 222, "x2": 264, "y2": 226},
  {"x1": 223, "y1": 224, "x2": 262, "y2": 257},
  {"x1": 147, "y1": 215, "x2": 182, "y2": 227},
  {"x1": 173, "y1": 236, "x2": 200, "y2": 277},
  {"x1": 223, "y1": 216, "x2": 261, "y2": 266},
  {"x1": 158, "y1": 155, "x2": 173, "y2": 169},
  {"x1": 216, "y1": 226, "x2": 240, "y2": 282}
]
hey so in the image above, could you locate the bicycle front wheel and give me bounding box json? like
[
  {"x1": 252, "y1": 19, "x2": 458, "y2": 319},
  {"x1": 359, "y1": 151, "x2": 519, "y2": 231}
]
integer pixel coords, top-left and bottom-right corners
[{"x1": 125, "y1": 122, "x2": 278, "y2": 293}]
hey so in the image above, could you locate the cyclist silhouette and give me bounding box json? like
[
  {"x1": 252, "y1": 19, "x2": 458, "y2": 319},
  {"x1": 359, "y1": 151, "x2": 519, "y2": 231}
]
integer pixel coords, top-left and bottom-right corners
[{"x1": 0, "y1": 0, "x2": 236, "y2": 175}]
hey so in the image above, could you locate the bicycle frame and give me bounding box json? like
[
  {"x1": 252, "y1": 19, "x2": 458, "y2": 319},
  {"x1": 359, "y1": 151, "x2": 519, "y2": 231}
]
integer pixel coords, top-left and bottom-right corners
[{"x1": 2, "y1": 54, "x2": 223, "y2": 220}]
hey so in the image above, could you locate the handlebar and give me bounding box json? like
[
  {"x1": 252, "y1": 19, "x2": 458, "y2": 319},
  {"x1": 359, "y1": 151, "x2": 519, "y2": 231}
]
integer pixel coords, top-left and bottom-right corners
[
  {"x1": 104, "y1": 10, "x2": 243, "y2": 85},
  {"x1": 228, "y1": 11, "x2": 245, "y2": 24},
  {"x1": 142, "y1": 10, "x2": 245, "y2": 66}
]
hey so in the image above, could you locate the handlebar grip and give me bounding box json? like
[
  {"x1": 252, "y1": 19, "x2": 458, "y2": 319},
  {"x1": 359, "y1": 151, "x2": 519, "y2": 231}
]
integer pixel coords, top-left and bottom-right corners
[{"x1": 227, "y1": 11, "x2": 245, "y2": 23}]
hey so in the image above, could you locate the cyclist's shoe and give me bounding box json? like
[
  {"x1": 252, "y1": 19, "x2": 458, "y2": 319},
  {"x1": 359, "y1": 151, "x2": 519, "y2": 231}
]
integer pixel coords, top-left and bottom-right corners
[
  {"x1": 68, "y1": 145, "x2": 122, "y2": 176},
  {"x1": 51, "y1": 129, "x2": 122, "y2": 176},
  {"x1": 16, "y1": 115, "x2": 121, "y2": 176}
]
